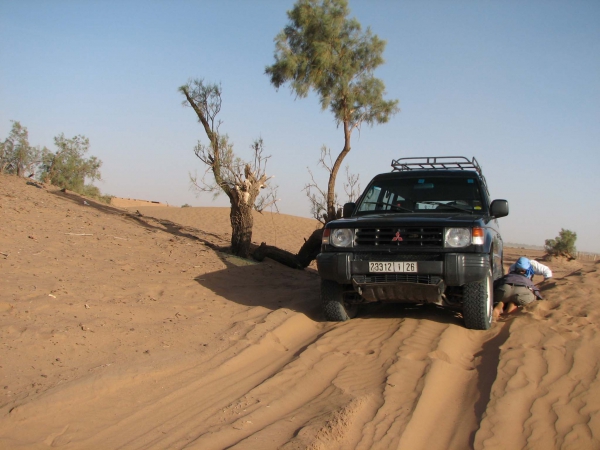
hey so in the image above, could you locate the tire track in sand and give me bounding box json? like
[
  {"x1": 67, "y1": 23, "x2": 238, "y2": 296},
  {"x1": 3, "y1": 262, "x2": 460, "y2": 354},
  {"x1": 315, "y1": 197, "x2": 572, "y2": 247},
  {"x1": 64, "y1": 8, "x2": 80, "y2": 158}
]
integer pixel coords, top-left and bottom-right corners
[
  {"x1": 92, "y1": 310, "x2": 507, "y2": 449},
  {"x1": 184, "y1": 312, "x2": 507, "y2": 450},
  {"x1": 331, "y1": 317, "x2": 505, "y2": 450},
  {"x1": 2, "y1": 307, "x2": 507, "y2": 449}
]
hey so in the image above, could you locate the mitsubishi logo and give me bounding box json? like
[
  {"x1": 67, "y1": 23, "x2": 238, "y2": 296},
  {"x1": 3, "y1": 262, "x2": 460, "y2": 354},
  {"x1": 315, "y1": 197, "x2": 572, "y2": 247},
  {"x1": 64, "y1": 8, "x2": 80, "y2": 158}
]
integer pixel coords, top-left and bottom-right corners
[{"x1": 392, "y1": 231, "x2": 403, "y2": 242}]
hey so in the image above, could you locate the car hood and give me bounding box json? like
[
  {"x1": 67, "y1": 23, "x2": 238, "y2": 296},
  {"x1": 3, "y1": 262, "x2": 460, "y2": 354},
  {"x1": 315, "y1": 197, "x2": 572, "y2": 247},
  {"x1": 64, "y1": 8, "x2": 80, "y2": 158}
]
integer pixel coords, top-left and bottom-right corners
[{"x1": 327, "y1": 213, "x2": 488, "y2": 228}]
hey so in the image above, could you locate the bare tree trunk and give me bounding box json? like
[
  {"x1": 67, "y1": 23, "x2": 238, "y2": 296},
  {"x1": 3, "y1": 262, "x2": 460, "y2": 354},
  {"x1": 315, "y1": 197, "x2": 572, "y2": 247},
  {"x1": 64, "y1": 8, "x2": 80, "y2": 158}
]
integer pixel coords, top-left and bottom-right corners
[
  {"x1": 230, "y1": 203, "x2": 253, "y2": 258},
  {"x1": 296, "y1": 228, "x2": 324, "y2": 268},
  {"x1": 251, "y1": 227, "x2": 323, "y2": 270},
  {"x1": 253, "y1": 243, "x2": 304, "y2": 269},
  {"x1": 326, "y1": 122, "x2": 352, "y2": 222}
]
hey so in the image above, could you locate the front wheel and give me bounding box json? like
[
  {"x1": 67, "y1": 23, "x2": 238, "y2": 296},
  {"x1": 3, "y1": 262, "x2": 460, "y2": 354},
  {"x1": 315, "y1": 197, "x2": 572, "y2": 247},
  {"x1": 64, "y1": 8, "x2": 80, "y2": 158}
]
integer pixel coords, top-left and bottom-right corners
[
  {"x1": 321, "y1": 280, "x2": 358, "y2": 321},
  {"x1": 462, "y1": 268, "x2": 493, "y2": 330}
]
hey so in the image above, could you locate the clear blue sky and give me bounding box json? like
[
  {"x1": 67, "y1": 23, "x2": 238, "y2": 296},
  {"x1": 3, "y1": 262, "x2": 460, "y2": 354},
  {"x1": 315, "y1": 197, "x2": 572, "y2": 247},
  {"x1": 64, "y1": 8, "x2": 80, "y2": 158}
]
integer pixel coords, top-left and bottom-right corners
[{"x1": 1, "y1": 0, "x2": 599, "y2": 252}]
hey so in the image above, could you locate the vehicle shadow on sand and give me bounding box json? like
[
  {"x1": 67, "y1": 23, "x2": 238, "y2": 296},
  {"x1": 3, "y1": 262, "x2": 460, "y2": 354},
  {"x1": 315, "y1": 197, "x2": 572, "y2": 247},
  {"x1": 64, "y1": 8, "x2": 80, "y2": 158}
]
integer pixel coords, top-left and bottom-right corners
[
  {"x1": 195, "y1": 254, "x2": 468, "y2": 327},
  {"x1": 193, "y1": 256, "x2": 323, "y2": 321}
]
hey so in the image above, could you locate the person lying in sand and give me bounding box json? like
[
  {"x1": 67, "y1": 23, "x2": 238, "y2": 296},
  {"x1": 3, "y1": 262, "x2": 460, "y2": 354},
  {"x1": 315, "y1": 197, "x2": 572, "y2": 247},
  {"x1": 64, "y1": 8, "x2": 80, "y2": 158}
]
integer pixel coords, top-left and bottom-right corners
[
  {"x1": 493, "y1": 257, "x2": 552, "y2": 318},
  {"x1": 508, "y1": 256, "x2": 553, "y2": 281}
]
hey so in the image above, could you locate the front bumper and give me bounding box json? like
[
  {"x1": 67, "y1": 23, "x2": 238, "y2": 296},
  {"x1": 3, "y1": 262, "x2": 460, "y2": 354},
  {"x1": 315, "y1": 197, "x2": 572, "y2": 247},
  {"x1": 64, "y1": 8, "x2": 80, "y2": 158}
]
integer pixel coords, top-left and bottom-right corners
[{"x1": 317, "y1": 252, "x2": 490, "y2": 303}]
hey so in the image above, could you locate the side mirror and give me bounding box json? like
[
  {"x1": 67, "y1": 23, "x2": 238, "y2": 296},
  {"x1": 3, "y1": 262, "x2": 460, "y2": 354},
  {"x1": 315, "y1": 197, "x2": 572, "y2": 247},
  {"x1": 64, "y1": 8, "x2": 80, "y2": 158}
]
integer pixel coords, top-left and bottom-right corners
[
  {"x1": 342, "y1": 202, "x2": 356, "y2": 218},
  {"x1": 490, "y1": 199, "x2": 509, "y2": 218}
]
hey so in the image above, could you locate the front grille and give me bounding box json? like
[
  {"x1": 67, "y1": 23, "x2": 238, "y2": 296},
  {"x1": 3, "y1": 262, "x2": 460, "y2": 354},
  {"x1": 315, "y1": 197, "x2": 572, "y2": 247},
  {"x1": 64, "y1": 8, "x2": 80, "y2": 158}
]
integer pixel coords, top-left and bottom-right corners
[
  {"x1": 355, "y1": 227, "x2": 443, "y2": 248},
  {"x1": 353, "y1": 274, "x2": 442, "y2": 284}
]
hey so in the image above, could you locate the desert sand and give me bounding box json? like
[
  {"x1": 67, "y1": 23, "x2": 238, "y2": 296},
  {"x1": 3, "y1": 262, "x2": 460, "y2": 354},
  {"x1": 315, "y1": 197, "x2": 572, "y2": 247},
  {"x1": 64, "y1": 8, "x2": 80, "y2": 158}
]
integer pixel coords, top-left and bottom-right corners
[{"x1": 1, "y1": 174, "x2": 599, "y2": 449}]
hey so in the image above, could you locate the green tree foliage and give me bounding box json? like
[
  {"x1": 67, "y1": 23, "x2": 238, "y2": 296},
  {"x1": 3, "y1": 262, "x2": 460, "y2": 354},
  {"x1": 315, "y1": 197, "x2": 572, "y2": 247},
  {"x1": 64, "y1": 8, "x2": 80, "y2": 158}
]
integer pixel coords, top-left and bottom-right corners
[
  {"x1": 0, "y1": 121, "x2": 43, "y2": 177},
  {"x1": 40, "y1": 133, "x2": 102, "y2": 193},
  {"x1": 266, "y1": 0, "x2": 399, "y2": 222},
  {"x1": 545, "y1": 228, "x2": 577, "y2": 257}
]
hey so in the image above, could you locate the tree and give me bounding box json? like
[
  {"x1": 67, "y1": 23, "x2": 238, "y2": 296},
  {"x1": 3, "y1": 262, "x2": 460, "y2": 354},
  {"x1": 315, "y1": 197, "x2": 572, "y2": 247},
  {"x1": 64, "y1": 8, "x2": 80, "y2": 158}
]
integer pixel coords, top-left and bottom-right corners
[
  {"x1": 266, "y1": 0, "x2": 398, "y2": 223},
  {"x1": 40, "y1": 133, "x2": 102, "y2": 192},
  {"x1": 545, "y1": 228, "x2": 577, "y2": 258},
  {"x1": 179, "y1": 79, "x2": 278, "y2": 258},
  {"x1": 0, "y1": 121, "x2": 43, "y2": 176},
  {"x1": 304, "y1": 146, "x2": 361, "y2": 224}
]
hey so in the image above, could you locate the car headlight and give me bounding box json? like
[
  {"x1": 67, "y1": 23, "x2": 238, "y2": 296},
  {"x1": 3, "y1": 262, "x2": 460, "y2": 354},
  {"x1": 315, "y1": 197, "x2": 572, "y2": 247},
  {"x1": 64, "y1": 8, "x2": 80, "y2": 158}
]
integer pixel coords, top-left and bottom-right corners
[
  {"x1": 329, "y1": 228, "x2": 354, "y2": 248},
  {"x1": 445, "y1": 228, "x2": 471, "y2": 248}
]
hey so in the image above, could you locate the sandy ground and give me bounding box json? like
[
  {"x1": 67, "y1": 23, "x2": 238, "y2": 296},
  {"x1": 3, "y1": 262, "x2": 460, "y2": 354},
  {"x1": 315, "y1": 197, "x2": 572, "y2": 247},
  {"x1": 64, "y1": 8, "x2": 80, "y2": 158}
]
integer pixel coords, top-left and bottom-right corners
[{"x1": 1, "y1": 174, "x2": 599, "y2": 450}]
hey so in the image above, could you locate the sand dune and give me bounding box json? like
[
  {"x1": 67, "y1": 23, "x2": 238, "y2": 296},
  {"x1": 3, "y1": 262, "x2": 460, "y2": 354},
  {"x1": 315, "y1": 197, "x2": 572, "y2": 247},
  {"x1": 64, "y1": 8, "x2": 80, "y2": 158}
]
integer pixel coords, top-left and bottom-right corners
[{"x1": 1, "y1": 174, "x2": 599, "y2": 449}]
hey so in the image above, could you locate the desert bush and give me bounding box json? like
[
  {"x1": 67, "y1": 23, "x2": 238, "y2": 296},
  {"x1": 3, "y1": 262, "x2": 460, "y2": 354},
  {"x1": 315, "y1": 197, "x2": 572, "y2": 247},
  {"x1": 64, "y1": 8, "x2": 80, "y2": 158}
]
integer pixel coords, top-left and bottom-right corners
[
  {"x1": 545, "y1": 228, "x2": 577, "y2": 258},
  {"x1": 39, "y1": 133, "x2": 112, "y2": 201},
  {"x1": 79, "y1": 184, "x2": 113, "y2": 204},
  {"x1": 181, "y1": 203, "x2": 191, "y2": 208},
  {"x1": 0, "y1": 121, "x2": 45, "y2": 176},
  {"x1": 40, "y1": 134, "x2": 101, "y2": 191}
]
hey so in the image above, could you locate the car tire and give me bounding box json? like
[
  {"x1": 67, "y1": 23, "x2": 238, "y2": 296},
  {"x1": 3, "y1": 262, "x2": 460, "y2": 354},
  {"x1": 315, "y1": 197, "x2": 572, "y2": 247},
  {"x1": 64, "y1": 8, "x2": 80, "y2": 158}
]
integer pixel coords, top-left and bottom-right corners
[
  {"x1": 462, "y1": 267, "x2": 493, "y2": 330},
  {"x1": 321, "y1": 280, "x2": 358, "y2": 321}
]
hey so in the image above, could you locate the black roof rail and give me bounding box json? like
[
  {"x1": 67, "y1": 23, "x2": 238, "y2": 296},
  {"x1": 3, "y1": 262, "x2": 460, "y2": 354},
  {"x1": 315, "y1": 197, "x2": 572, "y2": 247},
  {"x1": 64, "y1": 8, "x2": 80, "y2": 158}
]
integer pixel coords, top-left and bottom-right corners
[{"x1": 390, "y1": 156, "x2": 490, "y2": 197}]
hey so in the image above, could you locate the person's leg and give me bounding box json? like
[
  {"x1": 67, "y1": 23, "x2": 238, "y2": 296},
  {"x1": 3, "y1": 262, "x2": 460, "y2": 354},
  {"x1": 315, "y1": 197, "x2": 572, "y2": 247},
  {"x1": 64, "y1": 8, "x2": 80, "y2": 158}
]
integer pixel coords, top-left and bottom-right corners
[
  {"x1": 505, "y1": 302, "x2": 519, "y2": 314},
  {"x1": 493, "y1": 284, "x2": 514, "y2": 319},
  {"x1": 501, "y1": 287, "x2": 534, "y2": 314},
  {"x1": 513, "y1": 286, "x2": 535, "y2": 308},
  {"x1": 494, "y1": 284, "x2": 512, "y2": 303},
  {"x1": 492, "y1": 301, "x2": 504, "y2": 319}
]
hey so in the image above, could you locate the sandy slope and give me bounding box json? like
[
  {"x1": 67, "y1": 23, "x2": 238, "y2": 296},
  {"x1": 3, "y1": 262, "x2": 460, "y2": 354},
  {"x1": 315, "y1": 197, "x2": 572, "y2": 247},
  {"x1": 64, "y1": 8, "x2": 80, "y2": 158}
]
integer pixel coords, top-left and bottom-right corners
[{"x1": 1, "y1": 174, "x2": 599, "y2": 449}]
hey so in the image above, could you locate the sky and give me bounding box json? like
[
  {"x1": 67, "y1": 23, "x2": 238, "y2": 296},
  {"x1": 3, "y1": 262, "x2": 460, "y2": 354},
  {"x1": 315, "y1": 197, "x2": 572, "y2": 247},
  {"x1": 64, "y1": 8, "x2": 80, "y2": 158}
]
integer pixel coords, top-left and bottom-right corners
[{"x1": 1, "y1": 0, "x2": 599, "y2": 253}]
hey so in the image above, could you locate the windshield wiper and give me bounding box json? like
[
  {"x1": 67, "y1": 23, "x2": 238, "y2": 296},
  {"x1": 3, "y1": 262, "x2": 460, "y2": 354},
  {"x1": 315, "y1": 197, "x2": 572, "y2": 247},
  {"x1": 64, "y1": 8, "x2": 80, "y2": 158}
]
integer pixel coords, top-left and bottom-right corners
[
  {"x1": 420, "y1": 201, "x2": 473, "y2": 214},
  {"x1": 360, "y1": 201, "x2": 413, "y2": 213}
]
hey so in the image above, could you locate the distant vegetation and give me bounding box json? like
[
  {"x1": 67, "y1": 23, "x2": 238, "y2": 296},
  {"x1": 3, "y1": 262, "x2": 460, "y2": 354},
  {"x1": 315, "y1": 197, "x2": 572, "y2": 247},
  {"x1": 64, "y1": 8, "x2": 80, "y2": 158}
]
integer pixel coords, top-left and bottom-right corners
[
  {"x1": 181, "y1": 203, "x2": 191, "y2": 208},
  {"x1": 0, "y1": 120, "x2": 46, "y2": 177},
  {"x1": 0, "y1": 121, "x2": 111, "y2": 203},
  {"x1": 78, "y1": 184, "x2": 113, "y2": 204},
  {"x1": 545, "y1": 228, "x2": 577, "y2": 259}
]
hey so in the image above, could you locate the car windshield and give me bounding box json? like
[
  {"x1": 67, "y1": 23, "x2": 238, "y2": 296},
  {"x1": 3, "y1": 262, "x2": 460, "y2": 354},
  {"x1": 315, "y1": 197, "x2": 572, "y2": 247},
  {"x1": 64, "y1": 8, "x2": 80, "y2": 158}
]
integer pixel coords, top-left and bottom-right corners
[{"x1": 355, "y1": 176, "x2": 485, "y2": 214}]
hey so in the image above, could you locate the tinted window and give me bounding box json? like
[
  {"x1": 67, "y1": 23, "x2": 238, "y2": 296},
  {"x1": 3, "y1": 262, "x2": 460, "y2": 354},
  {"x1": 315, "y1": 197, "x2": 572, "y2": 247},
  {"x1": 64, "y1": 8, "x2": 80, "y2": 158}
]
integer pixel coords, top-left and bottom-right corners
[{"x1": 356, "y1": 177, "x2": 485, "y2": 214}]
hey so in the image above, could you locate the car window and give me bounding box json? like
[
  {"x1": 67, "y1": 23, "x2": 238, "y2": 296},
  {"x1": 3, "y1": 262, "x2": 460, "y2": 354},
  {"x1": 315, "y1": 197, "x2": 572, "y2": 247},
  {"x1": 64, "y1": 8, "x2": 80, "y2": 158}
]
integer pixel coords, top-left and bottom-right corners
[{"x1": 355, "y1": 177, "x2": 485, "y2": 214}]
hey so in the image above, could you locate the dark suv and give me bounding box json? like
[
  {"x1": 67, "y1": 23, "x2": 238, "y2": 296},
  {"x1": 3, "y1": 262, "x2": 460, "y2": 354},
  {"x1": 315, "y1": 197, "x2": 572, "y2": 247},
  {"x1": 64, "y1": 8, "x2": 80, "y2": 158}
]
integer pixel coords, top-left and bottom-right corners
[{"x1": 316, "y1": 156, "x2": 509, "y2": 330}]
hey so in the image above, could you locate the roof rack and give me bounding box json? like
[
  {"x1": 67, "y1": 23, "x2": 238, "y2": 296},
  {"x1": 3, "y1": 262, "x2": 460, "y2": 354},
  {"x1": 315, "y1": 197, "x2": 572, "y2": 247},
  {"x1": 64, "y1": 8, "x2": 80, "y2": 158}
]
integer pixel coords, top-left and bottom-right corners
[{"x1": 390, "y1": 156, "x2": 489, "y2": 197}]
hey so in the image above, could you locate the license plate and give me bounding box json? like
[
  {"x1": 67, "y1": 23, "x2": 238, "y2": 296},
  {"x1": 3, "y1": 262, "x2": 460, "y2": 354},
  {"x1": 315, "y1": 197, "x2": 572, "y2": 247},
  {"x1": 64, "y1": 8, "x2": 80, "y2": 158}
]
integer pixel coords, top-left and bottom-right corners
[{"x1": 368, "y1": 261, "x2": 418, "y2": 273}]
